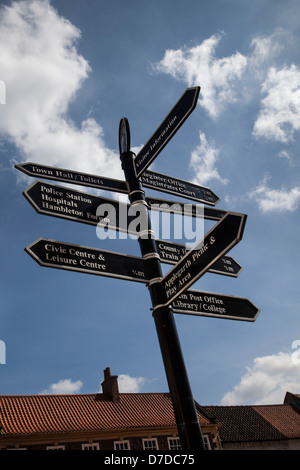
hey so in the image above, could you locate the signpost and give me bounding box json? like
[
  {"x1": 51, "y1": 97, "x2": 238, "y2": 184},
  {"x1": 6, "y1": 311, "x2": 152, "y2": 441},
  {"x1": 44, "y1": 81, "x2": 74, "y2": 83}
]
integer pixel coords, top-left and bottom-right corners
[
  {"x1": 25, "y1": 238, "x2": 146, "y2": 283},
  {"x1": 18, "y1": 86, "x2": 259, "y2": 452},
  {"x1": 134, "y1": 87, "x2": 200, "y2": 178},
  {"x1": 156, "y1": 239, "x2": 243, "y2": 277},
  {"x1": 173, "y1": 289, "x2": 260, "y2": 322}
]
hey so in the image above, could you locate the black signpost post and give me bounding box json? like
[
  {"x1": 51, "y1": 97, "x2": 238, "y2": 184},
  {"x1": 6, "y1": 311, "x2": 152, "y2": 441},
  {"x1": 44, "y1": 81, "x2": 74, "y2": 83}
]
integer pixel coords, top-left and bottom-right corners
[
  {"x1": 17, "y1": 86, "x2": 260, "y2": 452},
  {"x1": 119, "y1": 116, "x2": 206, "y2": 451}
]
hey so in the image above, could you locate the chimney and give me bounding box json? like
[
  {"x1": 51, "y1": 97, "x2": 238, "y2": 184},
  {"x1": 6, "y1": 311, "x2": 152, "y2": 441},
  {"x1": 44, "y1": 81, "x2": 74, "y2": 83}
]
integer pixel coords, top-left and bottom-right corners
[{"x1": 101, "y1": 367, "x2": 120, "y2": 402}]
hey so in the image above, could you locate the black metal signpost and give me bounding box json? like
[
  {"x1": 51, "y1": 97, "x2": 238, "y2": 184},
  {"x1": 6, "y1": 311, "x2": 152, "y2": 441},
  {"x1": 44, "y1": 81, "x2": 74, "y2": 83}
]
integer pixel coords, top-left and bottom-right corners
[
  {"x1": 17, "y1": 86, "x2": 260, "y2": 452},
  {"x1": 119, "y1": 116, "x2": 206, "y2": 451}
]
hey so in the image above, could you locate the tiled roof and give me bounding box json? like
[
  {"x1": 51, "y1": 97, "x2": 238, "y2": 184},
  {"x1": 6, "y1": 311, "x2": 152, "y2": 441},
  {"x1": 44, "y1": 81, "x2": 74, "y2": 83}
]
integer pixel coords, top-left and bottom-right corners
[
  {"x1": 205, "y1": 404, "x2": 300, "y2": 443},
  {"x1": 0, "y1": 393, "x2": 211, "y2": 437}
]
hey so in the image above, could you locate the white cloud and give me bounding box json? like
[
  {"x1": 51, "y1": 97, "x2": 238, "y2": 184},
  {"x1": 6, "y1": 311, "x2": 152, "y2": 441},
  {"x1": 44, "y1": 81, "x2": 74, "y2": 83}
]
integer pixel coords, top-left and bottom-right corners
[
  {"x1": 221, "y1": 350, "x2": 300, "y2": 405},
  {"x1": 189, "y1": 131, "x2": 228, "y2": 185},
  {"x1": 152, "y1": 33, "x2": 247, "y2": 119},
  {"x1": 0, "y1": 0, "x2": 121, "y2": 179},
  {"x1": 117, "y1": 374, "x2": 146, "y2": 393},
  {"x1": 248, "y1": 177, "x2": 300, "y2": 213},
  {"x1": 253, "y1": 65, "x2": 300, "y2": 143},
  {"x1": 40, "y1": 378, "x2": 83, "y2": 395},
  {"x1": 249, "y1": 30, "x2": 287, "y2": 70}
]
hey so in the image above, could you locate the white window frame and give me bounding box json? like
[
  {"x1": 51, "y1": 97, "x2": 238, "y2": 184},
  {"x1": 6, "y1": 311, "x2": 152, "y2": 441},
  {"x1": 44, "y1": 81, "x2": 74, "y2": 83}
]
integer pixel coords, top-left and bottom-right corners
[
  {"x1": 114, "y1": 440, "x2": 130, "y2": 450},
  {"x1": 46, "y1": 445, "x2": 65, "y2": 450},
  {"x1": 142, "y1": 438, "x2": 158, "y2": 450},
  {"x1": 167, "y1": 437, "x2": 181, "y2": 450},
  {"x1": 81, "y1": 442, "x2": 100, "y2": 450},
  {"x1": 203, "y1": 435, "x2": 211, "y2": 450}
]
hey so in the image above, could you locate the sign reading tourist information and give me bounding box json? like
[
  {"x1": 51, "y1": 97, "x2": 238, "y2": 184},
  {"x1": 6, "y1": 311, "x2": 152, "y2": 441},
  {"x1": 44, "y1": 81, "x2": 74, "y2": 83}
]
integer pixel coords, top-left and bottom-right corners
[
  {"x1": 15, "y1": 162, "x2": 129, "y2": 194},
  {"x1": 172, "y1": 290, "x2": 260, "y2": 322},
  {"x1": 25, "y1": 238, "x2": 146, "y2": 283},
  {"x1": 141, "y1": 170, "x2": 219, "y2": 206},
  {"x1": 156, "y1": 239, "x2": 243, "y2": 277},
  {"x1": 134, "y1": 87, "x2": 200, "y2": 178},
  {"x1": 158, "y1": 212, "x2": 247, "y2": 307}
]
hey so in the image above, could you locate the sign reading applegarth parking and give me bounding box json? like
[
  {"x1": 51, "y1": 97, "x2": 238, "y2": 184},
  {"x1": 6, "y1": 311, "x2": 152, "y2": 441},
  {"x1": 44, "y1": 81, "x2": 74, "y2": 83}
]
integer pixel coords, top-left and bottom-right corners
[
  {"x1": 134, "y1": 87, "x2": 200, "y2": 178},
  {"x1": 172, "y1": 289, "x2": 260, "y2": 322},
  {"x1": 25, "y1": 238, "x2": 146, "y2": 283},
  {"x1": 141, "y1": 170, "x2": 219, "y2": 206},
  {"x1": 158, "y1": 212, "x2": 247, "y2": 307},
  {"x1": 15, "y1": 162, "x2": 129, "y2": 194}
]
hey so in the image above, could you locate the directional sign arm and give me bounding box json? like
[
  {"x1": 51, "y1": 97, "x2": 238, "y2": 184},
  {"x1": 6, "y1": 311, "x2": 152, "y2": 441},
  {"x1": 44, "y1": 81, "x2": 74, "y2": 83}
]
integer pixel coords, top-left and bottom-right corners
[
  {"x1": 134, "y1": 87, "x2": 200, "y2": 178},
  {"x1": 156, "y1": 239, "x2": 243, "y2": 277},
  {"x1": 157, "y1": 212, "x2": 247, "y2": 307},
  {"x1": 15, "y1": 162, "x2": 129, "y2": 194},
  {"x1": 141, "y1": 170, "x2": 219, "y2": 206},
  {"x1": 25, "y1": 238, "x2": 147, "y2": 283},
  {"x1": 172, "y1": 289, "x2": 260, "y2": 322}
]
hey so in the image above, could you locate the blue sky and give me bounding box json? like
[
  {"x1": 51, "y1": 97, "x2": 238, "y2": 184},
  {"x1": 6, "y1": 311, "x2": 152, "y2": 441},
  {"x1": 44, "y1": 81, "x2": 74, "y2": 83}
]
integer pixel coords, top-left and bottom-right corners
[{"x1": 1, "y1": 0, "x2": 300, "y2": 406}]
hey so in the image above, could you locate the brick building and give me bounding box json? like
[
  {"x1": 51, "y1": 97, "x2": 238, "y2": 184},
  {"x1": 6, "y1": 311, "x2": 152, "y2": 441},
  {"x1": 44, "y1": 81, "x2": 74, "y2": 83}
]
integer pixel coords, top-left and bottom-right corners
[
  {"x1": 206, "y1": 392, "x2": 300, "y2": 450},
  {"x1": 2, "y1": 367, "x2": 300, "y2": 451},
  {"x1": 0, "y1": 368, "x2": 221, "y2": 451}
]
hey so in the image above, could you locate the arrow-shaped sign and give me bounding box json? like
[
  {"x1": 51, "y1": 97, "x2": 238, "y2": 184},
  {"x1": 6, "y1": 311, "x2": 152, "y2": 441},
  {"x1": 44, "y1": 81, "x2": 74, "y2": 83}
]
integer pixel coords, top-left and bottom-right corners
[
  {"x1": 25, "y1": 238, "x2": 147, "y2": 283},
  {"x1": 26, "y1": 239, "x2": 259, "y2": 322},
  {"x1": 156, "y1": 239, "x2": 243, "y2": 277},
  {"x1": 23, "y1": 180, "x2": 139, "y2": 234},
  {"x1": 23, "y1": 181, "x2": 227, "y2": 237},
  {"x1": 15, "y1": 161, "x2": 220, "y2": 206},
  {"x1": 141, "y1": 170, "x2": 219, "y2": 206},
  {"x1": 146, "y1": 196, "x2": 227, "y2": 221},
  {"x1": 172, "y1": 289, "x2": 260, "y2": 322},
  {"x1": 157, "y1": 212, "x2": 247, "y2": 307},
  {"x1": 134, "y1": 87, "x2": 200, "y2": 178},
  {"x1": 15, "y1": 162, "x2": 129, "y2": 194}
]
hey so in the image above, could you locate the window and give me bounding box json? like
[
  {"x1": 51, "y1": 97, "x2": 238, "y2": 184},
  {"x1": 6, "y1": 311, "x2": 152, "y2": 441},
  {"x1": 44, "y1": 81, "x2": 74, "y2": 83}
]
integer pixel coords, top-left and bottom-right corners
[
  {"x1": 142, "y1": 438, "x2": 158, "y2": 450},
  {"x1": 203, "y1": 435, "x2": 211, "y2": 450},
  {"x1": 114, "y1": 440, "x2": 130, "y2": 450},
  {"x1": 7, "y1": 447, "x2": 27, "y2": 451},
  {"x1": 81, "y1": 443, "x2": 100, "y2": 450},
  {"x1": 168, "y1": 437, "x2": 181, "y2": 450},
  {"x1": 46, "y1": 445, "x2": 65, "y2": 450}
]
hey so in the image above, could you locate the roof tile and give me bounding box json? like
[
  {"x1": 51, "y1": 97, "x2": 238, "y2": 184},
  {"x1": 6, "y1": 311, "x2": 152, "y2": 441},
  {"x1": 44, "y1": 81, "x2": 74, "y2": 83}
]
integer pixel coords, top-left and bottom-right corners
[{"x1": 0, "y1": 393, "x2": 210, "y2": 436}]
